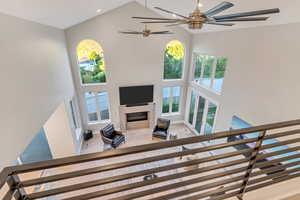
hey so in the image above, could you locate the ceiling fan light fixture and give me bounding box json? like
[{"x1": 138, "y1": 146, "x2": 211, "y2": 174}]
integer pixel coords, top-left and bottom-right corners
[
  {"x1": 119, "y1": 0, "x2": 173, "y2": 37},
  {"x1": 131, "y1": 0, "x2": 280, "y2": 30}
]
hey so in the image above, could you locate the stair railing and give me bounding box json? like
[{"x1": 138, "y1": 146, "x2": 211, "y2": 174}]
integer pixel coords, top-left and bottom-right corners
[{"x1": 1, "y1": 119, "x2": 300, "y2": 200}]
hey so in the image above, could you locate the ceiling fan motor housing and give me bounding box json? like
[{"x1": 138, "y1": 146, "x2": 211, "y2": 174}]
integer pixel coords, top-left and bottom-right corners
[
  {"x1": 189, "y1": 10, "x2": 206, "y2": 29},
  {"x1": 142, "y1": 29, "x2": 151, "y2": 37}
]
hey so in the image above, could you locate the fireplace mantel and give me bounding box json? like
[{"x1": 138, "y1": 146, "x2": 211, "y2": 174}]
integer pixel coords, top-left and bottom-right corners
[{"x1": 119, "y1": 103, "x2": 155, "y2": 131}]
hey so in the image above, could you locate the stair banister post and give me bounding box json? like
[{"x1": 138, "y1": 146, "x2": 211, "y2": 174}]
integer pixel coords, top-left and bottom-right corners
[
  {"x1": 237, "y1": 130, "x2": 267, "y2": 200},
  {"x1": 7, "y1": 174, "x2": 27, "y2": 200}
]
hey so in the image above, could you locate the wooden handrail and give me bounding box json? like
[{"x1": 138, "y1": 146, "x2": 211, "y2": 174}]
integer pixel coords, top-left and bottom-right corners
[
  {"x1": 1, "y1": 118, "x2": 300, "y2": 200},
  {"x1": 22, "y1": 137, "x2": 259, "y2": 187},
  {"x1": 7, "y1": 119, "x2": 300, "y2": 174}
]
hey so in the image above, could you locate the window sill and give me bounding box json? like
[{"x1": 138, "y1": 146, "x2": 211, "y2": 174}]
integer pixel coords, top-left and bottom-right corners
[
  {"x1": 82, "y1": 82, "x2": 107, "y2": 87},
  {"x1": 88, "y1": 119, "x2": 111, "y2": 125},
  {"x1": 162, "y1": 112, "x2": 181, "y2": 117},
  {"x1": 163, "y1": 79, "x2": 183, "y2": 82}
]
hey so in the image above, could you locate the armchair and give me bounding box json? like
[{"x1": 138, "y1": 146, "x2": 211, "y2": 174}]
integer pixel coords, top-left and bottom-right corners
[
  {"x1": 152, "y1": 118, "x2": 170, "y2": 140},
  {"x1": 100, "y1": 124, "x2": 125, "y2": 148}
]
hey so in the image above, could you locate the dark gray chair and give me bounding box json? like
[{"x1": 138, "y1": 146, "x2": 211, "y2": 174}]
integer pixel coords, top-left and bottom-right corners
[
  {"x1": 100, "y1": 124, "x2": 125, "y2": 148},
  {"x1": 152, "y1": 118, "x2": 170, "y2": 140}
]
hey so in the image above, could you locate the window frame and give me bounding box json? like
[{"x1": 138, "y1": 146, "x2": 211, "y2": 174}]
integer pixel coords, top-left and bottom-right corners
[
  {"x1": 76, "y1": 40, "x2": 108, "y2": 86},
  {"x1": 192, "y1": 52, "x2": 228, "y2": 94},
  {"x1": 185, "y1": 87, "x2": 219, "y2": 135},
  {"x1": 162, "y1": 86, "x2": 182, "y2": 116},
  {"x1": 163, "y1": 40, "x2": 186, "y2": 81},
  {"x1": 69, "y1": 97, "x2": 80, "y2": 130},
  {"x1": 84, "y1": 91, "x2": 111, "y2": 124}
]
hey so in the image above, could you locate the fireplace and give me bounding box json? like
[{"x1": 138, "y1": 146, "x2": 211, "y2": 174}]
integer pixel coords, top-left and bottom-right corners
[
  {"x1": 119, "y1": 103, "x2": 155, "y2": 131},
  {"x1": 127, "y1": 112, "x2": 148, "y2": 122}
]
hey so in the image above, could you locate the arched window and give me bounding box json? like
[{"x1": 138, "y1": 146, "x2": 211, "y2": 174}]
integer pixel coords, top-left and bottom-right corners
[
  {"x1": 163, "y1": 40, "x2": 185, "y2": 80},
  {"x1": 77, "y1": 40, "x2": 106, "y2": 84}
]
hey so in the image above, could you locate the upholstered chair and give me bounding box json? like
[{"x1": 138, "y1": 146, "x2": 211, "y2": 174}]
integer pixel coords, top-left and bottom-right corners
[{"x1": 152, "y1": 118, "x2": 171, "y2": 140}]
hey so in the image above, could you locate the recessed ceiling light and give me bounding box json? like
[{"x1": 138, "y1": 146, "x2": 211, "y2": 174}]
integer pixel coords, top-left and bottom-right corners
[
  {"x1": 198, "y1": 2, "x2": 203, "y2": 7},
  {"x1": 97, "y1": 9, "x2": 102, "y2": 13}
]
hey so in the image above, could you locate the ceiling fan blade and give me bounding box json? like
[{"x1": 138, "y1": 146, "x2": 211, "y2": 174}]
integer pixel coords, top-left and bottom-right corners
[
  {"x1": 119, "y1": 31, "x2": 143, "y2": 34},
  {"x1": 154, "y1": 7, "x2": 188, "y2": 19},
  {"x1": 217, "y1": 17, "x2": 269, "y2": 22},
  {"x1": 205, "y1": 1, "x2": 234, "y2": 17},
  {"x1": 141, "y1": 20, "x2": 181, "y2": 24},
  {"x1": 151, "y1": 31, "x2": 174, "y2": 34},
  {"x1": 206, "y1": 22, "x2": 235, "y2": 26},
  {"x1": 132, "y1": 17, "x2": 176, "y2": 20},
  {"x1": 166, "y1": 22, "x2": 188, "y2": 27},
  {"x1": 214, "y1": 8, "x2": 280, "y2": 20}
]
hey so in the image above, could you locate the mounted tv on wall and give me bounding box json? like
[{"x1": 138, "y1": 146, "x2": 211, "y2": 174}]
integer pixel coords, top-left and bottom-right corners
[{"x1": 119, "y1": 85, "x2": 154, "y2": 106}]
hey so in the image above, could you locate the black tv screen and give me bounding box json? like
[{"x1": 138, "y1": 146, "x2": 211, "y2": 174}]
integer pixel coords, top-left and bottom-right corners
[{"x1": 119, "y1": 85, "x2": 153, "y2": 106}]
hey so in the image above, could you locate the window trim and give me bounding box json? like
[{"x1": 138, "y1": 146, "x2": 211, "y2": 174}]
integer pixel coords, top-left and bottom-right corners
[
  {"x1": 162, "y1": 40, "x2": 186, "y2": 81},
  {"x1": 191, "y1": 52, "x2": 227, "y2": 95},
  {"x1": 76, "y1": 40, "x2": 108, "y2": 86},
  {"x1": 185, "y1": 87, "x2": 219, "y2": 135},
  {"x1": 161, "y1": 86, "x2": 182, "y2": 116}
]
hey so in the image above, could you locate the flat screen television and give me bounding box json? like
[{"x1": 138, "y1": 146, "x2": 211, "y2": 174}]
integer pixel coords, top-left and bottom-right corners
[{"x1": 119, "y1": 85, "x2": 154, "y2": 106}]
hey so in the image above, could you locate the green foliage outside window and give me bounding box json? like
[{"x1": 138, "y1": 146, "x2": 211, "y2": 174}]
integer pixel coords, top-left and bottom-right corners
[
  {"x1": 164, "y1": 40, "x2": 184, "y2": 80},
  {"x1": 194, "y1": 55, "x2": 204, "y2": 79},
  {"x1": 80, "y1": 52, "x2": 106, "y2": 84},
  {"x1": 188, "y1": 92, "x2": 196, "y2": 124},
  {"x1": 162, "y1": 103, "x2": 170, "y2": 113},
  {"x1": 77, "y1": 40, "x2": 107, "y2": 84},
  {"x1": 203, "y1": 56, "x2": 215, "y2": 79},
  {"x1": 172, "y1": 103, "x2": 179, "y2": 113},
  {"x1": 215, "y1": 57, "x2": 227, "y2": 79}
]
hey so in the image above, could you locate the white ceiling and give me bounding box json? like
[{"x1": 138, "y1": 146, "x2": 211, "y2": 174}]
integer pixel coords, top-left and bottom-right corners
[{"x1": 0, "y1": 0, "x2": 300, "y2": 33}]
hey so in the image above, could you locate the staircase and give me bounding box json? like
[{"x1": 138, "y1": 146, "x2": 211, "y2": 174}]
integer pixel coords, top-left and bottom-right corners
[{"x1": 1, "y1": 119, "x2": 300, "y2": 200}]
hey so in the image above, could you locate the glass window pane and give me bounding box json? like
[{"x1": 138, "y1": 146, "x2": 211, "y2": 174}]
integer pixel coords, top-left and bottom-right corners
[
  {"x1": 194, "y1": 54, "x2": 204, "y2": 82},
  {"x1": 188, "y1": 91, "x2": 196, "y2": 125},
  {"x1": 162, "y1": 87, "x2": 171, "y2": 113},
  {"x1": 85, "y1": 92, "x2": 98, "y2": 122},
  {"x1": 172, "y1": 87, "x2": 181, "y2": 113},
  {"x1": 201, "y1": 56, "x2": 215, "y2": 87},
  {"x1": 204, "y1": 103, "x2": 217, "y2": 135},
  {"x1": 77, "y1": 40, "x2": 106, "y2": 84},
  {"x1": 213, "y1": 57, "x2": 227, "y2": 92},
  {"x1": 98, "y1": 92, "x2": 109, "y2": 120},
  {"x1": 164, "y1": 40, "x2": 184, "y2": 80},
  {"x1": 195, "y1": 96, "x2": 206, "y2": 133}
]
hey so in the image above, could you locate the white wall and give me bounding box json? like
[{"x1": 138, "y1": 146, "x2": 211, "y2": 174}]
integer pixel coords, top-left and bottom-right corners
[
  {"x1": 191, "y1": 22, "x2": 300, "y2": 132},
  {"x1": 0, "y1": 13, "x2": 75, "y2": 167},
  {"x1": 190, "y1": 22, "x2": 300, "y2": 200},
  {"x1": 65, "y1": 2, "x2": 192, "y2": 130},
  {"x1": 43, "y1": 103, "x2": 76, "y2": 158}
]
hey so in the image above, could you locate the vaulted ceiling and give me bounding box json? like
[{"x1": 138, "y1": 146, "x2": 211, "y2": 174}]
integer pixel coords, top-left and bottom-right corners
[{"x1": 0, "y1": 0, "x2": 299, "y2": 33}]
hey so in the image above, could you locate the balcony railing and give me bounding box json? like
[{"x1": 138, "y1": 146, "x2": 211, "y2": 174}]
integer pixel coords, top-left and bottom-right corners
[{"x1": 1, "y1": 119, "x2": 300, "y2": 200}]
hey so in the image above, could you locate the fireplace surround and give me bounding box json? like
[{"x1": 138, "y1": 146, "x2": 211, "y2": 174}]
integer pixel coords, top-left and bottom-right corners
[{"x1": 119, "y1": 103, "x2": 155, "y2": 131}]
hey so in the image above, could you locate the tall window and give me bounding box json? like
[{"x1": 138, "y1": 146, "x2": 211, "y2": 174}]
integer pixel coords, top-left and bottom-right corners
[
  {"x1": 193, "y1": 53, "x2": 228, "y2": 93},
  {"x1": 70, "y1": 98, "x2": 80, "y2": 129},
  {"x1": 164, "y1": 40, "x2": 185, "y2": 80},
  {"x1": 187, "y1": 90, "x2": 218, "y2": 135},
  {"x1": 162, "y1": 86, "x2": 181, "y2": 114},
  {"x1": 188, "y1": 91, "x2": 196, "y2": 125},
  {"x1": 85, "y1": 91, "x2": 110, "y2": 123},
  {"x1": 77, "y1": 40, "x2": 106, "y2": 84}
]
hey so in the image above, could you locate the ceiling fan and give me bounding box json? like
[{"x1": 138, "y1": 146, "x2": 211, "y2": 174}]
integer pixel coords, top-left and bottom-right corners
[
  {"x1": 132, "y1": 0, "x2": 280, "y2": 29},
  {"x1": 119, "y1": 0, "x2": 173, "y2": 37}
]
